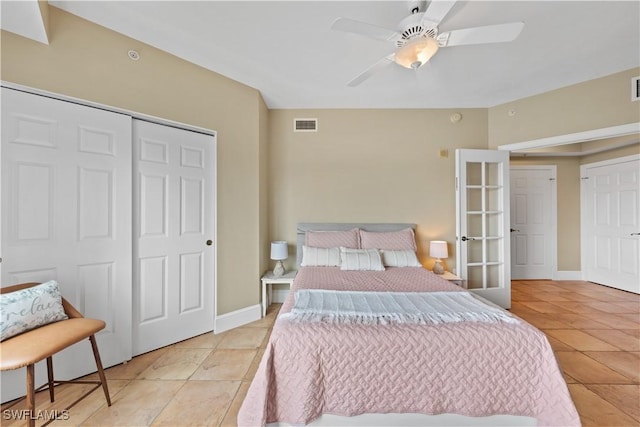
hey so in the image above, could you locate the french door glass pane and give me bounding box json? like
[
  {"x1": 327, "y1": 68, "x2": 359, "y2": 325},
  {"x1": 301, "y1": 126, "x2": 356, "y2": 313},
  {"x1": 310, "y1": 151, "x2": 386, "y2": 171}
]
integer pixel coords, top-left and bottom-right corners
[{"x1": 467, "y1": 266, "x2": 484, "y2": 289}]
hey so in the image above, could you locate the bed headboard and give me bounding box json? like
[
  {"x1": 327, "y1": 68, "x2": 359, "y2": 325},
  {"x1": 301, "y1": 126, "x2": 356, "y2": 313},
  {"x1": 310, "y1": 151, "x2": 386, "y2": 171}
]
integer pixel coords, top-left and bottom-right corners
[{"x1": 296, "y1": 222, "x2": 416, "y2": 268}]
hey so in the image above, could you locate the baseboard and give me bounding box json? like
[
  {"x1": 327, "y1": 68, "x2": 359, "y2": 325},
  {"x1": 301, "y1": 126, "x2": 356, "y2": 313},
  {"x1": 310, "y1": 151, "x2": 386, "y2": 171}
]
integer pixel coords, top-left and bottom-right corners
[
  {"x1": 553, "y1": 271, "x2": 582, "y2": 280},
  {"x1": 214, "y1": 304, "x2": 261, "y2": 334},
  {"x1": 272, "y1": 289, "x2": 290, "y2": 304}
]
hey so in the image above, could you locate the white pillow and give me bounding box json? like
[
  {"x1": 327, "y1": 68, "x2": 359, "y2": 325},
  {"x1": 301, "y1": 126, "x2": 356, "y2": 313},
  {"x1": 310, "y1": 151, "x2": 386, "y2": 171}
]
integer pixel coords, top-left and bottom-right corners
[
  {"x1": 381, "y1": 249, "x2": 422, "y2": 267},
  {"x1": 301, "y1": 246, "x2": 341, "y2": 267},
  {"x1": 1, "y1": 280, "x2": 69, "y2": 341},
  {"x1": 340, "y1": 247, "x2": 385, "y2": 271}
]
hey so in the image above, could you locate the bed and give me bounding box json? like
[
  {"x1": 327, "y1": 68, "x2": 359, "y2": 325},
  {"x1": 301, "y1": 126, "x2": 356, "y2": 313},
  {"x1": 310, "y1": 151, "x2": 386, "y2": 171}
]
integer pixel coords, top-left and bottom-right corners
[{"x1": 238, "y1": 223, "x2": 579, "y2": 427}]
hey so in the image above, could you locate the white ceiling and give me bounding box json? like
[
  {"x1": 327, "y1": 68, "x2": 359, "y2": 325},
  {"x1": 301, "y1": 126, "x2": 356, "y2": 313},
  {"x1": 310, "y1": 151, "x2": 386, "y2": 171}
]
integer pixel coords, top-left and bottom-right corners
[{"x1": 6, "y1": 1, "x2": 640, "y2": 109}]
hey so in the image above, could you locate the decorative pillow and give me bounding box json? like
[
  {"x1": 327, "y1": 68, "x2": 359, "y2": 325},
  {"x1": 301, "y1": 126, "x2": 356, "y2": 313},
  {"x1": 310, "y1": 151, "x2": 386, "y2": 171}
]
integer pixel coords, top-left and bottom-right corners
[
  {"x1": 1, "y1": 280, "x2": 68, "y2": 341},
  {"x1": 360, "y1": 228, "x2": 417, "y2": 251},
  {"x1": 306, "y1": 229, "x2": 360, "y2": 249},
  {"x1": 381, "y1": 249, "x2": 422, "y2": 267},
  {"x1": 300, "y1": 246, "x2": 341, "y2": 267},
  {"x1": 340, "y1": 247, "x2": 385, "y2": 271}
]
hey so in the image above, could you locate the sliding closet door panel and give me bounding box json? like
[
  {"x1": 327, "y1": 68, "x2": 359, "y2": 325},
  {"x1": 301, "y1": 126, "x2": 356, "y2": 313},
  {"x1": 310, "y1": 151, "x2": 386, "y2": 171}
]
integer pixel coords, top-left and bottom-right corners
[
  {"x1": 1, "y1": 88, "x2": 132, "y2": 401},
  {"x1": 133, "y1": 119, "x2": 215, "y2": 355}
]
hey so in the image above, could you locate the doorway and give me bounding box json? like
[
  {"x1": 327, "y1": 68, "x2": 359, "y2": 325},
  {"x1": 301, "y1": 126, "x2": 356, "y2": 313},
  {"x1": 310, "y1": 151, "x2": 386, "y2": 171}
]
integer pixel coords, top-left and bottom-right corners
[{"x1": 509, "y1": 166, "x2": 557, "y2": 279}]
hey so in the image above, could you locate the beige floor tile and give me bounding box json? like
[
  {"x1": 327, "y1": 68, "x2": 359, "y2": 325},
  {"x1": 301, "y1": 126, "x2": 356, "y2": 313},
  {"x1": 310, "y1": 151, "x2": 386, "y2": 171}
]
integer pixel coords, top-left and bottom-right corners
[
  {"x1": 568, "y1": 384, "x2": 639, "y2": 426},
  {"x1": 174, "y1": 331, "x2": 227, "y2": 349},
  {"x1": 151, "y1": 380, "x2": 240, "y2": 426},
  {"x1": 544, "y1": 329, "x2": 620, "y2": 351},
  {"x1": 549, "y1": 301, "x2": 607, "y2": 314},
  {"x1": 583, "y1": 329, "x2": 640, "y2": 352},
  {"x1": 545, "y1": 335, "x2": 576, "y2": 352},
  {"x1": 519, "y1": 301, "x2": 567, "y2": 314},
  {"x1": 517, "y1": 312, "x2": 573, "y2": 329},
  {"x1": 594, "y1": 314, "x2": 640, "y2": 330},
  {"x1": 81, "y1": 379, "x2": 184, "y2": 426},
  {"x1": 584, "y1": 301, "x2": 639, "y2": 314},
  {"x1": 191, "y1": 349, "x2": 257, "y2": 381},
  {"x1": 217, "y1": 327, "x2": 268, "y2": 349},
  {"x1": 138, "y1": 348, "x2": 212, "y2": 380},
  {"x1": 104, "y1": 347, "x2": 170, "y2": 380},
  {"x1": 244, "y1": 349, "x2": 266, "y2": 381},
  {"x1": 584, "y1": 351, "x2": 640, "y2": 382},
  {"x1": 220, "y1": 381, "x2": 251, "y2": 427},
  {"x1": 553, "y1": 313, "x2": 613, "y2": 329},
  {"x1": 48, "y1": 380, "x2": 130, "y2": 426},
  {"x1": 555, "y1": 351, "x2": 634, "y2": 384},
  {"x1": 586, "y1": 384, "x2": 640, "y2": 422}
]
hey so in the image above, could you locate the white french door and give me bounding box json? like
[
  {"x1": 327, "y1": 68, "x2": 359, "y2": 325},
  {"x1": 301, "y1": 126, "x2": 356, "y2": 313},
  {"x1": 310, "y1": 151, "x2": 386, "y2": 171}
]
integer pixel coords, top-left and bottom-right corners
[
  {"x1": 581, "y1": 155, "x2": 640, "y2": 294},
  {"x1": 1, "y1": 88, "x2": 132, "y2": 400},
  {"x1": 510, "y1": 166, "x2": 556, "y2": 279},
  {"x1": 133, "y1": 120, "x2": 216, "y2": 356},
  {"x1": 456, "y1": 149, "x2": 511, "y2": 308}
]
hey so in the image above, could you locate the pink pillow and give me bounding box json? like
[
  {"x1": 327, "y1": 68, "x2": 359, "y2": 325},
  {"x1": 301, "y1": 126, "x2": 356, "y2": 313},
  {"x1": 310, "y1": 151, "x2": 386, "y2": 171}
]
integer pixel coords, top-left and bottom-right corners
[
  {"x1": 360, "y1": 228, "x2": 417, "y2": 251},
  {"x1": 305, "y1": 229, "x2": 360, "y2": 249}
]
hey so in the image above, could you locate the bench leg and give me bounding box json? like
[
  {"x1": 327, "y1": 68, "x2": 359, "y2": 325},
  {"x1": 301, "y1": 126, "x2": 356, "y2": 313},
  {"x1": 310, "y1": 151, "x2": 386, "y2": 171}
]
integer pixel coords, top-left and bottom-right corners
[
  {"x1": 46, "y1": 356, "x2": 55, "y2": 402},
  {"x1": 26, "y1": 364, "x2": 35, "y2": 427},
  {"x1": 89, "y1": 335, "x2": 111, "y2": 406}
]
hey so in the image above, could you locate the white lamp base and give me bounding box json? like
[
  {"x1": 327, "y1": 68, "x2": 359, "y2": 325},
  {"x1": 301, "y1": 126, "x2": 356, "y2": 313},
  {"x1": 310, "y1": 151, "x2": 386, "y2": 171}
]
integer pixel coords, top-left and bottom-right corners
[
  {"x1": 273, "y1": 260, "x2": 285, "y2": 277},
  {"x1": 433, "y1": 260, "x2": 445, "y2": 275}
]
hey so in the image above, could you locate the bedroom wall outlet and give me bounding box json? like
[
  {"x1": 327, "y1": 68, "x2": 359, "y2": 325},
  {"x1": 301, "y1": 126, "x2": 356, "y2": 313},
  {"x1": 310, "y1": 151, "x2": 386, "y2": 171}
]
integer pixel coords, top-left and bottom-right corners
[{"x1": 439, "y1": 149, "x2": 449, "y2": 158}]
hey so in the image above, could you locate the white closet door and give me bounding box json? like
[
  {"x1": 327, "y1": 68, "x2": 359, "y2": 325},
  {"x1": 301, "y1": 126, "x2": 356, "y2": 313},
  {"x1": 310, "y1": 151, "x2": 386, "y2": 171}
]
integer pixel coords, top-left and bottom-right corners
[
  {"x1": 510, "y1": 167, "x2": 556, "y2": 279},
  {"x1": 1, "y1": 88, "x2": 132, "y2": 400},
  {"x1": 133, "y1": 120, "x2": 215, "y2": 355},
  {"x1": 582, "y1": 155, "x2": 640, "y2": 293}
]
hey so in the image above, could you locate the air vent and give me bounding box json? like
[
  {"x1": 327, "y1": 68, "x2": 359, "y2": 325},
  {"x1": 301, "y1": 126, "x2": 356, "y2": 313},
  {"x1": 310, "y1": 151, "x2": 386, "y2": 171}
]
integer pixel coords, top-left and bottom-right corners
[
  {"x1": 632, "y1": 76, "x2": 640, "y2": 101},
  {"x1": 294, "y1": 118, "x2": 318, "y2": 132}
]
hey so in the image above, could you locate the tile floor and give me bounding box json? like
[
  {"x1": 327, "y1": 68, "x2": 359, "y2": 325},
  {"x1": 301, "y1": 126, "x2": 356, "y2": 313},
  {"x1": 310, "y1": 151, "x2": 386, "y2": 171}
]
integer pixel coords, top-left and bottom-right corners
[{"x1": 2, "y1": 280, "x2": 638, "y2": 426}]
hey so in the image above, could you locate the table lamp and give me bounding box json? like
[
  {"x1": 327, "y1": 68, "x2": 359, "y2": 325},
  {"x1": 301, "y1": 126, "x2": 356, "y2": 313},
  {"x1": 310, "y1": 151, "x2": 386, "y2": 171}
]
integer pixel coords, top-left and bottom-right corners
[
  {"x1": 429, "y1": 240, "x2": 448, "y2": 275},
  {"x1": 270, "y1": 241, "x2": 288, "y2": 277}
]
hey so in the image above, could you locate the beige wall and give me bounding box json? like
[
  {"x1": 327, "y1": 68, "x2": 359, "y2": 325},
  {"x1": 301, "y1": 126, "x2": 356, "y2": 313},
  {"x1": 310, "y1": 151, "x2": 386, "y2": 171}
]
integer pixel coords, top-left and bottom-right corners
[
  {"x1": 488, "y1": 68, "x2": 640, "y2": 148},
  {"x1": 268, "y1": 109, "x2": 488, "y2": 273},
  {"x1": 581, "y1": 143, "x2": 640, "y2": 165},
  {"x1": 0, "y1": 6, "x2": 264, "y2": 315}
]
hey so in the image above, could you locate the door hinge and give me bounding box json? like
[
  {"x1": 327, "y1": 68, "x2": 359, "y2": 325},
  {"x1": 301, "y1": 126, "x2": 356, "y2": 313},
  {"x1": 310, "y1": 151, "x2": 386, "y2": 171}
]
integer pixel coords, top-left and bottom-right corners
[
  {"x1": 549, "y1": 178, "x2": 556, "y2": 181},
  {"x1": 581, "y1": 177, "x2": 589, "y2": 180}
]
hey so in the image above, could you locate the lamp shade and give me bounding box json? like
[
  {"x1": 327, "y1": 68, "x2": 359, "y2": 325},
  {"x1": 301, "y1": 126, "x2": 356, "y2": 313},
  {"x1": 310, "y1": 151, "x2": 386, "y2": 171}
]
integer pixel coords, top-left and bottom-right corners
[
  {"x1": 270, "y1": 241, "x2": 288, "y2": 261},
  {"x1": 429, "y1": 240, "x2": 448, "y2": 259},
  {"x1": 395, "y1": 37, "x2": 439, "y2": 69}
]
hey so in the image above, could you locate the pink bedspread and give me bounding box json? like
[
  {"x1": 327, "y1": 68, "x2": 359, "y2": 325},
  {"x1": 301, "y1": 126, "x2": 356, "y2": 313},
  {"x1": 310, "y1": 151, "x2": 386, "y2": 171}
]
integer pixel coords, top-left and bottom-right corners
[{"x1": 238, "y1": 267, "x2": 580, "y2": 426}]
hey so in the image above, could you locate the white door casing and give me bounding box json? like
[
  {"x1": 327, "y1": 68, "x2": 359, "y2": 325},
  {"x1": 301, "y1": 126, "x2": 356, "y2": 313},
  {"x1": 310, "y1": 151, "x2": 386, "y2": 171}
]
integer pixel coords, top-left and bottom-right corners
[
  {"x1": 133, "y1": 120, "x2": 216, "y2": 356},
  {"x1": 581, "y1": 154, "x2": 640, "y2": 294},
  {"x1": 510, "y1": 166, "x2": 556, "y2": 280},
  {"x1": 1, "y1": 88, "x2": 132, "y2": 400},
  {"x1": 456, "y1": 149, "x2": 511, "y2": 309}
]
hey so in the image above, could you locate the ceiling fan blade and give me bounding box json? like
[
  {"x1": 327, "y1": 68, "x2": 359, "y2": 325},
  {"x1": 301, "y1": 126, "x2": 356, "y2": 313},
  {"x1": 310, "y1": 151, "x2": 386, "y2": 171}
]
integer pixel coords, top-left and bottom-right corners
[
  {"x1": 420, "y1": 0, "x2": 457, "y2": 27},
  {"x1": 440, "y1": 22, "x2": 525, "y2": 47},
  {"x1": 331, "y1": 17, "x2": 399, "y2": 42},
  {"x1": 347, "y1": 54, "x2": 395, "y2": 87}
]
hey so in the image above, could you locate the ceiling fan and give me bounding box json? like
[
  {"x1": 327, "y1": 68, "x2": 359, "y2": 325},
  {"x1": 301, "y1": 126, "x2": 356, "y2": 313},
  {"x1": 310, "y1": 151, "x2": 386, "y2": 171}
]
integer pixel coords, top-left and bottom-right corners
[{"x1": 331, "y1": 0, "x2": 525, "y2": 86}]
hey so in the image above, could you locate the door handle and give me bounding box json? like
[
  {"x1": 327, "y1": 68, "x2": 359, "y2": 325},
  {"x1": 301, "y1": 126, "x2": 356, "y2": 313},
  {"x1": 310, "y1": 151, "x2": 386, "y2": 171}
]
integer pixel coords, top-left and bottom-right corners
[
  {"x1": 632, "y1": 233, "x2": 640, "y2": 236},
  {"x1": 206, "y1": 240, "x2": 213, "y2": 246},
  {"x1": 461, "y1": 236, "x2": 476, "y2": 242},
  {"x1": 510, "y1": 228, "x2": 520, "y2": 232}
]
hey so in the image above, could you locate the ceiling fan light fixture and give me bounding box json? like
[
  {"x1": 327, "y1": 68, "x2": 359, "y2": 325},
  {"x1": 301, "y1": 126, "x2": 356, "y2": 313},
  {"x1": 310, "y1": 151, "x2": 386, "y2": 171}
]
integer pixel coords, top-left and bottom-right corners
[{"x1": 394, "y1": 37, "x2": 439, "y2": 69}]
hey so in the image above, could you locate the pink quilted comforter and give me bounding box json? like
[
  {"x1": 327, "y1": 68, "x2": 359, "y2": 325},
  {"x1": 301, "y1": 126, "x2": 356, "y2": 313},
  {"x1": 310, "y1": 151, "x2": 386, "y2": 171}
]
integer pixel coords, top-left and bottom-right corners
[{"x1": 238, "y1": 267, "x2": 580, "y2": 426}]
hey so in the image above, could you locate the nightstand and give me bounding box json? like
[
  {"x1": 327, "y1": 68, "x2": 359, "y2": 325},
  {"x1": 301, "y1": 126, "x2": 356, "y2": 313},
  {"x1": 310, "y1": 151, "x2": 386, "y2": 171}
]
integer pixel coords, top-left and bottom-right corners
[
  {"x1": 261, "y1": 270, "x2": 297, "y2": 317},
  {"x1": 438, "y1": 271, "x2": 466, "y2": 288}
]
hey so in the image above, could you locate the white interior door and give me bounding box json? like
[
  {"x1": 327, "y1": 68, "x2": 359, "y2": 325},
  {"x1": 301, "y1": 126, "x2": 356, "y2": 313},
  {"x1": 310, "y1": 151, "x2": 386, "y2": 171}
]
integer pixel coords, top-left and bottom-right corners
[
  {"x1": 581, "y1": 155, "x2": 640, "y2": 294},
  {"x1": 1, "y1": 88, "x2": 132, "y2": 400},
  {"x1": 456, "y1": 149, "x2": 511, "y2": 309},
  {"x1": 133, "y1": 120, "x2": 216, "y2": 356},
  {"x1": 510, "y1": 166, "x2": 556, "y2": 279}
]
